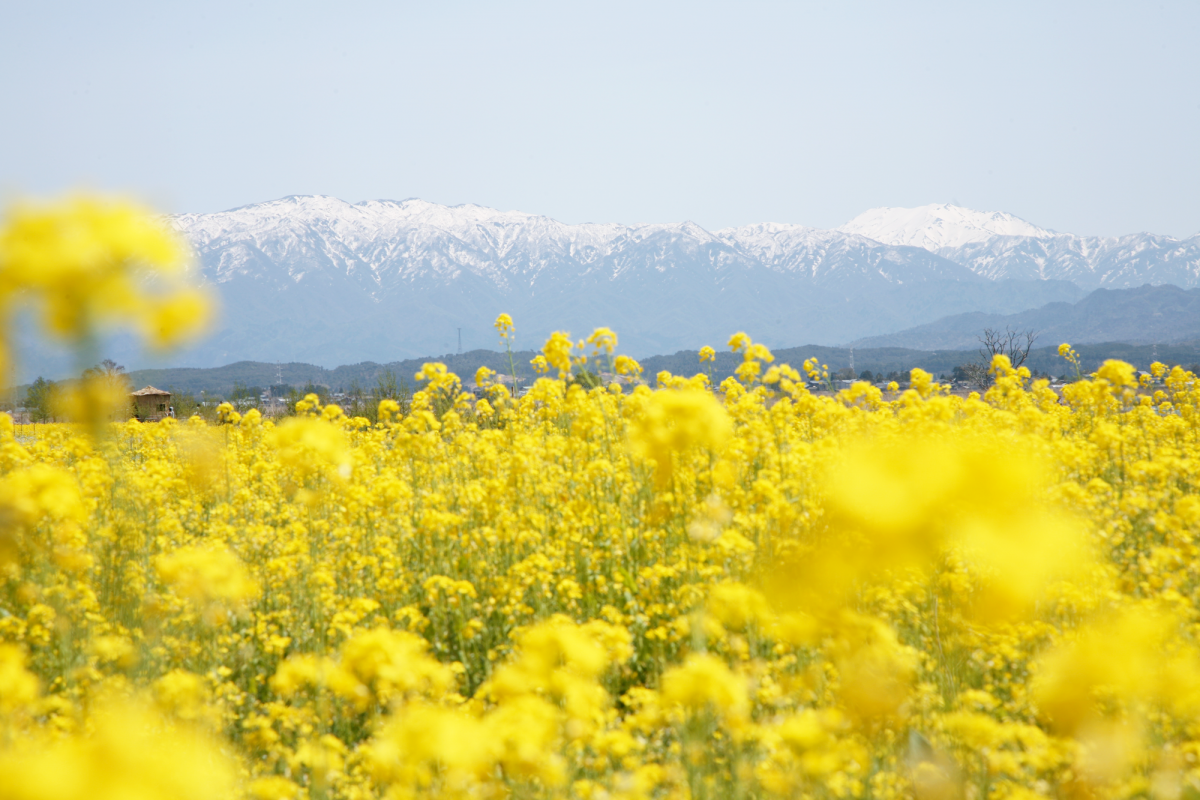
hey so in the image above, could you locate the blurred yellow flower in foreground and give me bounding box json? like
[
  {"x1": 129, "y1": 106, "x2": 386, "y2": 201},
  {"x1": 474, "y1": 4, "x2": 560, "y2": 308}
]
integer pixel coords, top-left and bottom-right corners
[
  {"x1": 156, "y1": 544, "x2": 259, "y2": 623},
  {"x1": 0, "y1": 699, "x2": 236, "y2": 800},
  {"x1": 629, "y1": 388, "x2": 731, "y2": 488},
  {"x1": 770, "y1": 435, "x2": 1089, "y2": 621},
  {"x1": 0, "y1": 196, "x2": 212, "y2": 371}
]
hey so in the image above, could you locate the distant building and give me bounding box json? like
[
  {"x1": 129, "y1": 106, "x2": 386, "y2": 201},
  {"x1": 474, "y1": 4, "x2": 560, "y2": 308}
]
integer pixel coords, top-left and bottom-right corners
[{"x1": 130, "y1": 386, "x2": 173, "y2": 422}]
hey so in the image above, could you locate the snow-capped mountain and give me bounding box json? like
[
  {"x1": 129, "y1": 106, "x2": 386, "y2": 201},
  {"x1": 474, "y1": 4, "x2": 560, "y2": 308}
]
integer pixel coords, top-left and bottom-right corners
[
  {"x1": 839, "y1": 203, "x2": 1200, "y2": 289},
  {"x1": 15, "y1": 196, "x2": 1195, "y2": 378},
  {"x1": 154, "y1": 196, "x2": 1092, "y2": 367},
  {"x1": 838, "y1": 204, "x2": 1057, "y2": 250},
  {"x1": 173, "y1": 196, "x2": 978, "y2": 299},
  {"x1": 940, "y1": 232, "x2": 1200, "y2": 288}
]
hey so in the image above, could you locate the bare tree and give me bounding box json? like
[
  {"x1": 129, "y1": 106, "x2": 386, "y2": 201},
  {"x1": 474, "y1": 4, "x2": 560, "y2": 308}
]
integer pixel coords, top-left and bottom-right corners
[
  {"x1": 958, "y1": 362, "x2": 992, "y2": 390},
  {"x1": 978, "y1": 327, "x2": 1038, "y2": 370},
  {"x1": 955, "y1": 328, "x2": 1039, "y2": 390}
]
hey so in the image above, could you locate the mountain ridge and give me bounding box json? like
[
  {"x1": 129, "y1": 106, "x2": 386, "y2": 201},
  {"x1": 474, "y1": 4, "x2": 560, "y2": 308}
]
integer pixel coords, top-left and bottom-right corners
[
  {"x1": 848, "y1": 284, "x2": 1200, "y2": 351},
  {"x1": 172, "y1": 197, "x2": 1200, "y2": 292}
]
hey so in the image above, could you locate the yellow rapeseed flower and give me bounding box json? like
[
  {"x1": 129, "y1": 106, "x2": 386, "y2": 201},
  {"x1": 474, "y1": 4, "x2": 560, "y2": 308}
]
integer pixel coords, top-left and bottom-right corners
[{"x1": 628, "y1": 389, "x2": 732, "y2": 488}]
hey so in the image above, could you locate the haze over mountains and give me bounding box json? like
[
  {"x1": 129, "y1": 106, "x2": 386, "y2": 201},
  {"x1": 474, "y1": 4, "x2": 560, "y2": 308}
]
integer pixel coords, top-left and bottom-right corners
[
  {"x1": 14, "y1": 198, "x2": 1200, "y2": 381},
  {"x1": 850, "y1": 284, "x2": 1200, "y2": 351}
]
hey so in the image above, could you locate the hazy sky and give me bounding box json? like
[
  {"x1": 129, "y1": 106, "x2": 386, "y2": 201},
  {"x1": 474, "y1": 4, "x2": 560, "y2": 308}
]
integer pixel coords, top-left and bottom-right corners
[{"x1": 2, "y1": 1, "x2": 1198, "y2": 237}]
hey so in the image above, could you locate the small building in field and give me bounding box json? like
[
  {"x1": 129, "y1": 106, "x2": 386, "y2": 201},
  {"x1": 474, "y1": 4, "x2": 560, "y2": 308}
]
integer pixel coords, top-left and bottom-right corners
[{"x1": 130, "y1": 386, "x2": 172, "y2": 422}]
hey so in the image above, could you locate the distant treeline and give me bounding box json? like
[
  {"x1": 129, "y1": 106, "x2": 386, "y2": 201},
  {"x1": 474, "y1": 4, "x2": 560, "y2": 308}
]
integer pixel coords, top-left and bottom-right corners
[
  {"x1": 9, "y1": 341, "x2": 1199, "y2": 402},
  {"x1": 126, "y1": 340, "x2": 1200, "y2": 396},
  {"x1": 115, "y1": 350, "x2": 541, "y2": 398}
]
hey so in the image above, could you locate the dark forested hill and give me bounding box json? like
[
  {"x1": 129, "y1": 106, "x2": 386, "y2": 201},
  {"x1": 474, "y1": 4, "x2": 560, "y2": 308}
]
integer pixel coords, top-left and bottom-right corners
[{"x1": 849, "y1": 285, "x2": 1200, "y2": 351}]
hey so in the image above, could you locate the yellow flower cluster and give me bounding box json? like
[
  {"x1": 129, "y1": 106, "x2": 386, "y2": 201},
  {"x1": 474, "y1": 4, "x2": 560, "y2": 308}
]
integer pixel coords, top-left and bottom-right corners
[
  {"x1": 0, "y1": 196, "x2": 213, "y2": 433},
  {"x1": 2, "y1": 330, "x2": 1197, "y2": 800},
  {"x1": 3, "y1": 199, "x2": 1200, "y2": 800}
]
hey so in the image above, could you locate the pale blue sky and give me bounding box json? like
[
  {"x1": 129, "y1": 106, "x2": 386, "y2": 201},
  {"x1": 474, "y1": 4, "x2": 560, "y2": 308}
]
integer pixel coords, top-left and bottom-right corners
[{"x1": 2, "y1": 1, "x2": 1198, "y2": 237}]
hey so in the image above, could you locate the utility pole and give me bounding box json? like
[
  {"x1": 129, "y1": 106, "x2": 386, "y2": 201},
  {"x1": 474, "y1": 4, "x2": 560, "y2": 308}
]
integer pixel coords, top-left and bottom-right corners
[
  {"x1": 457, "y1": 328, "x2": 462, "y2": 355},
  {"x1": 272, "y1": 363, "x2": 283, "y2": 412}
]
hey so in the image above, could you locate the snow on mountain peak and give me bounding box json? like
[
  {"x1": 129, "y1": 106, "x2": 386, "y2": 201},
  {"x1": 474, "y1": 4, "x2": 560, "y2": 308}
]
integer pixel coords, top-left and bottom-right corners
[
  {"x1": 837, "y1": 204, "x2": 1056, "y2": 250},
  {"x1": 168, "y1": 195, "x2": 1197, "y2": 302}
]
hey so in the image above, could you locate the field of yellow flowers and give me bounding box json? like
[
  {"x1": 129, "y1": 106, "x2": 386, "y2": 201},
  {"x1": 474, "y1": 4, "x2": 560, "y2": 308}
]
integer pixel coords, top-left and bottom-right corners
[{"x1": 2, "y1": 199, "x2": 1200, "y2": 800}]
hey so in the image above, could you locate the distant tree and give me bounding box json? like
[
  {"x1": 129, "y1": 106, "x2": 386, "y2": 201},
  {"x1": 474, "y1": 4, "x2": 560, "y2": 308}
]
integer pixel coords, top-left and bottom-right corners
[
  {"x1": 169, "y1": 388, "x2": 200, "y2": 419},
  {"x1": 83, "y1": 359, "x2": 132, "y2": 396},
  {"x1": 346, "y1": 378, "x2": 374, "y2": 420},
  {"x1": 960, "y1": 363, "x2": 991, "y2": 389},
  {"x1": 80, "y1": 359, "x2": 135, "y2": 419},
  {"x1": 82, "y1": 359, "x2": 129, "y2": 384},
  {"x1": 979, "y1": 327, "x2": 1038, "y2": 371},
  {"x1": 25, "y1": 377, "x2": 57, "y2": 422},
  {"x1": 858, "y1": 370, "x2": 875, "y2": 383},
  {"x1": 375, "y1": 369, "x2": 399, "y2": 400},
  {"x1": 229, "y1": 381, "x2": 261, "y2": 411},
  {"x1": 834, "y1": 367, "x2": 856, "y2": 381},
  {"x1": 231, "y1": 381, "x2": 261, "y2": 400},
  {"x1": 958, "y1": 327, "x2": 1039, "y2": 389},
  {"x1": 571, "y1": 369, "x2": 602, "y2": 390},
  {"x1": 301, "y1": 382, "x2": 328, "y2": 403},
  {"x1": 374, "y1": 369, "x2": 411, "y2": 407}
]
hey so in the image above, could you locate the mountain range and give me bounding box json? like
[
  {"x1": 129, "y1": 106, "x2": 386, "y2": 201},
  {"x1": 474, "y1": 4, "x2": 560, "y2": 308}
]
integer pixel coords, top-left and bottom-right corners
[
  {"x1": 842, "y1": 205, "x2": 1200, "y2": 287},
  {"x1": 12, "y1": 198, "x2": 1200, "y2": 381}
]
